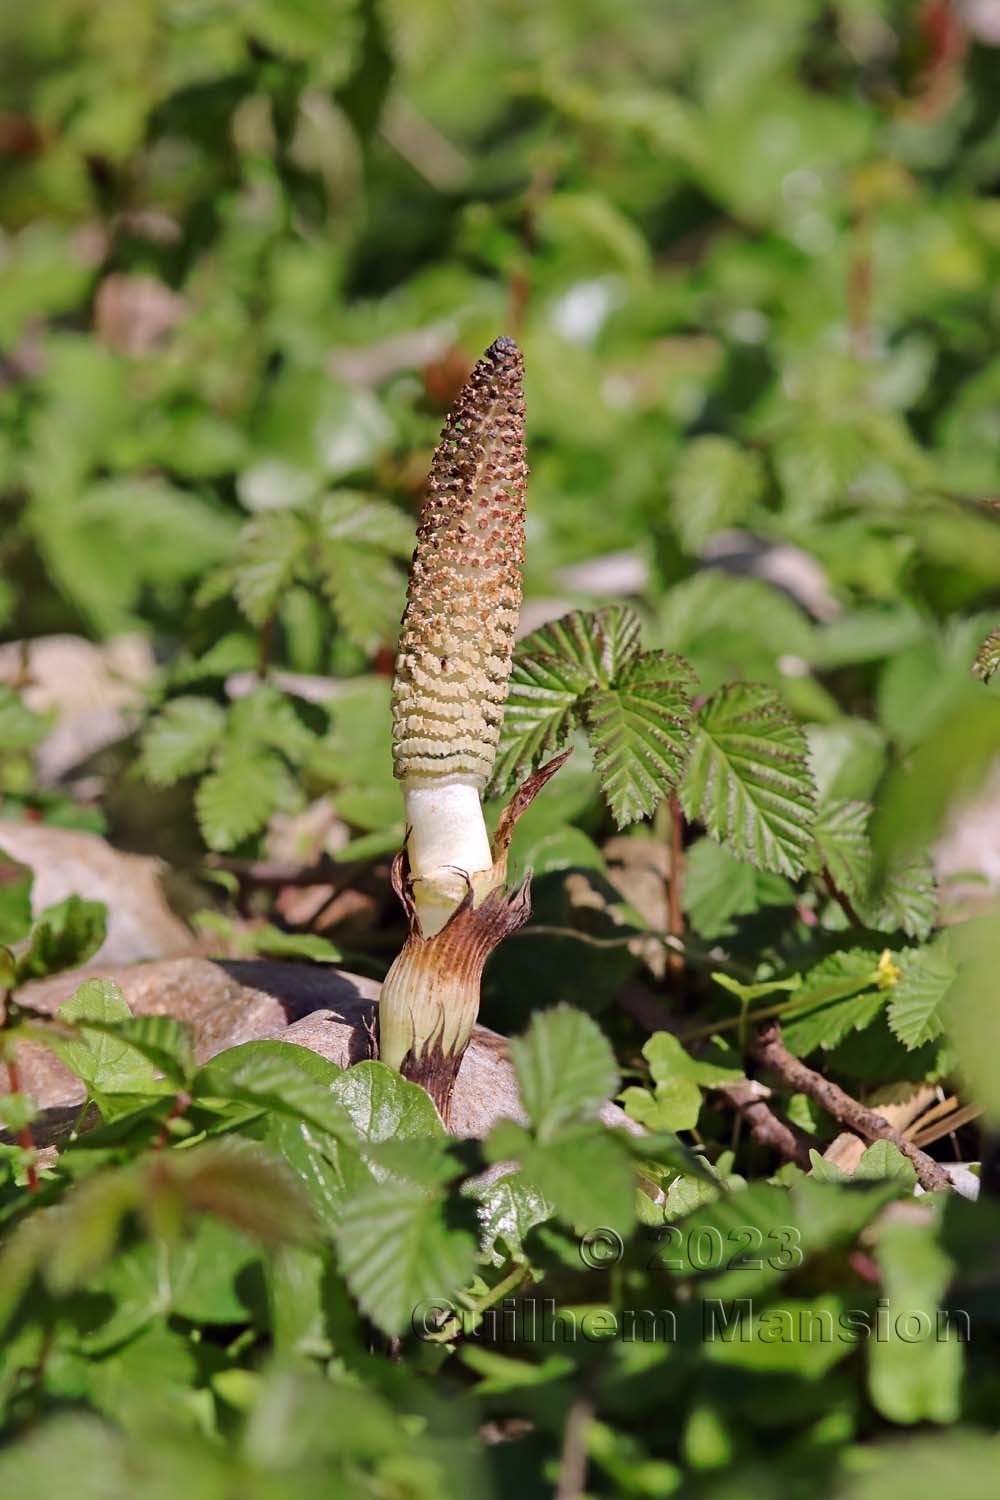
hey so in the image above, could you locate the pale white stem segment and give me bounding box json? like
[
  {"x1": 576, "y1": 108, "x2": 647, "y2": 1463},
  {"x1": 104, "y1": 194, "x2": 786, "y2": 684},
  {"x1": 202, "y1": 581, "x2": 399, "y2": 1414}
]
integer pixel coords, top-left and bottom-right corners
[{"x1": 403, "y1": 778, "x2": 494, "y2": 936}]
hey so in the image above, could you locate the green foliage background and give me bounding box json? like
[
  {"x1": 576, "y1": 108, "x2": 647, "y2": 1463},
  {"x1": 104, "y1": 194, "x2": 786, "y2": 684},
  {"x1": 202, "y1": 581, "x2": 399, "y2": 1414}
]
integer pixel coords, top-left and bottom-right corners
[{"x1": 2, "y1": 0, "x2": 1000, "y2": 1495}]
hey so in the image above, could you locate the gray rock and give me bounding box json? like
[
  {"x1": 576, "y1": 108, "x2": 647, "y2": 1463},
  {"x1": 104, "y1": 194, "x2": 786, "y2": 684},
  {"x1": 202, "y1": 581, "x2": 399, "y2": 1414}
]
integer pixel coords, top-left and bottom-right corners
[
  {"x1": 0, "y1": 823, "x2": 191, "y2": 966},
  {"x1": 5, "y1": 957, "x2": 637, "y2": 1143}
]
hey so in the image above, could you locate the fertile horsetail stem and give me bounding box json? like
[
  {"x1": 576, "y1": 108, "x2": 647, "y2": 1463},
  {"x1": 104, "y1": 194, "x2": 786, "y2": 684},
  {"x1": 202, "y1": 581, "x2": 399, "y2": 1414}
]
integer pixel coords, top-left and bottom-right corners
[
  {"x1": 391, "y1": 335, "x2": 526, "y2": 937},
  {"x1": 378, "y1": 338, "x2": 566, "y2": 1122}
]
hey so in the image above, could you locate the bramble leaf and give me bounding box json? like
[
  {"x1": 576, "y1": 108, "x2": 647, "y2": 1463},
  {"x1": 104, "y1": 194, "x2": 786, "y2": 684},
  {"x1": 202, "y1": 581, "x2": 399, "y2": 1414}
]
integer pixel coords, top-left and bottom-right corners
[
  {"x1": 863, "y1": 855, "x2": 937, "y2": 942},
  {"x1": 812, "y1": 798, "x2": 870, "y2": 899},
  {"x1": 483, "y1": 1119, "x2": 635, "y2": 1236},
  {"x1": 315, "y1": 492, "x2": 413, "y2": 652},
  {"x1": 318, "y1": 543, "x2": 406, "y2": 655},
  {"x1": 887, "y1": 941, "x2": 955, "y2": 1050},
  {"x1": 194, "y1": 746, "x2": 293, "y2": 851},
  {"x1": 16, "y1": 896, "x2": 107, "y2": 982},
  {"x1": 811, "y1": 799, "x2": 937, "y2": 938},
  {"x1": 232, "y1": 510, "x2": 309, "y2": 627},
  {"x1": 671, "y1": 435, "x2": 764, "y2": 553},
  {"x1": 509, "y1": 1005, "x2": 620, "y2": 1139},
  {"x1": 334, "y1": 1177, "x2": 479, "y2": 1336},
  {"x1": 680, "y1": 683, "x2": 817, "y2": 877},
  {"x1": 584, "y1": 652, "x2": 694, "y2": 826},
  {"x1": 139, "y1": 697, "x2": 226, "y2": 785},
  {"x1": 491, "y1": 606, "x2": 642, "y2": 793},
  {"x1": 780, "y1": 950, "x2": 886, "y2": 1056}
]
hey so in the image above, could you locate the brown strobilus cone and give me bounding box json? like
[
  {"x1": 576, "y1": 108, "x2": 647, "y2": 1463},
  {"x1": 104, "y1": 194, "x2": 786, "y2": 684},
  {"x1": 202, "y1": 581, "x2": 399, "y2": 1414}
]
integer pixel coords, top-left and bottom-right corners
[{"x1": 377, "y1": 337, "x2": 568, "y2": 1123}]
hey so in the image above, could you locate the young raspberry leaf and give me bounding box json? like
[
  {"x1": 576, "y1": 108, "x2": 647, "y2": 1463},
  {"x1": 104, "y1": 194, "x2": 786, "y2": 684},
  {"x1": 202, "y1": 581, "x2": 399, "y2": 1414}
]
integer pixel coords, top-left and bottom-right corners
[
  {"x1": 491, "y1": 605, "x2": 643, "y2": 795},
  {"x1": 680, "y1": 683, "x2": 816, "y2": 878},
  {"x1": 584, "y1": 651, "x2": 695, "y2": 826}
]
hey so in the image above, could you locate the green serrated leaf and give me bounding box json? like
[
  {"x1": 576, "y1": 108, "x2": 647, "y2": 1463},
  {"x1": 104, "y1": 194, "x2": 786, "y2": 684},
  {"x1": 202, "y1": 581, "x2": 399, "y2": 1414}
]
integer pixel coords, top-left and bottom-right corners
[
  {"x1": 484, "y1": 1119, "x2": 635, "y2": 1237},
  {"x1": 164, "y1": 1137, "x2": 316, "y2": 1247},
  {"x1": 781, "y1": 950, "x2": 886, "y2": 1057},
  {"x1": 333, "y1": 1176, "x2": 479, "y2": 1336},
  {"x1": 584, "y1": 651, "x2": 694, "y2": 826},
  {"x1": 140, "y1": 697, "x2": 226, "y2": 786},
  {"x1": 862, "y1": 854, "x2": 937, "y2": 941},
  {"x1": 314, "y1": 491, "x2": 412, "y2": 652},
  {"x1": 330, "y1": 1061, "x2": 445, "y2": 1143},
  {"x1": 811, "y1": 799, "x2": 937, "y2": 938},
  {"x1": 232, "y1": 509, "x2": 309, "y2": 627},
  {"x1": 316, "y1": 491, "x2": 414, "y2": 556},
  {"x1": 888, "y1": 941, "x2": 955, "y2": 1049},
  {"x1": 44, "y1": 1166, "x2": 146, "y2": 1293},
  {"x1": 680, "y1": 683, "x2": 817, "y2": 877},
  {"x1": 491, "y1": 606, "x2": 643, "y2": 793},
  {"x1": 194, "y1": 1041, "x2": 353, "y2": 1142},
  {"x1": 55, "y1": 981, "x2": 160, "y2": 1109},
  {"x1": 671, "y1": 435, "x2": 764, "y2": 553},
  {"x1": 812, "y1": 798, "x2": 870, "y2": 898},
  {"x1": 509, "y1": 1005, "x2": 619, "y2": 1140},
  {"x1": 318, "y1": 542, "x2": 405, "y2": 654},
  {"x1": 17, "y1": 895, "x2": 107, "y2": 982},
  {"x1": 228, "y1": 686, "x2": 318, "y2": 759},
  {"x1": 194, "y1": 747, "x2": 292, "y2": 851}
]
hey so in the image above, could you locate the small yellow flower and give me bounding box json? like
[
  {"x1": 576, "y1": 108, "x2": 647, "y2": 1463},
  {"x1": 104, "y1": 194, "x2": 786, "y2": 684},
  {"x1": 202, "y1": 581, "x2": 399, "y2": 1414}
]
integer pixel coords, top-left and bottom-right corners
[{"x1": 876, "y1": 949, "x2": 902, "y2": 990}]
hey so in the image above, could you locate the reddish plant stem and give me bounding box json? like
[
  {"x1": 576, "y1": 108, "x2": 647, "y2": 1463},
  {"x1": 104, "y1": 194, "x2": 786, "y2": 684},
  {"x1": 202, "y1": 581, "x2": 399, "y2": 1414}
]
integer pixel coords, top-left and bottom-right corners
[
  {"x1": 911, "y1": 0, "x2": 967, "y2": 120},
  {"x1": 506, "y1": 161, "x2": 559, "y2": 336},
  {"x1": 821, "y1": 866, "x2": 863, "y2": 927},
  {"x1": 5, "y1": 1055, "x2": 39, "y2": 1192},
  {"x1": 257, "y1": 612, "x2": 276, "y2": 678},
  {"x1": 666, "y1": 793, "x2": 685, "y2": 985},
  {"x1": 154, "y1": 1091, "x2": 192, "y2": 1150},
  {"x1": 847, "y1": 199, "x2": 873, "y2": 363}
]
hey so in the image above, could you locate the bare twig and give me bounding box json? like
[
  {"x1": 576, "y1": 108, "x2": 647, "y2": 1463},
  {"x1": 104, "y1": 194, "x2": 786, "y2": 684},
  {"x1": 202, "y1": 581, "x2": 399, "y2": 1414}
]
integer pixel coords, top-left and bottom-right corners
[
  {"x1": 204, "y1": 854, "x2": 369, "y2": 888},
  {"x1": 666, "y1": 793, "x2": 685, "y2": 986},
  {"x1": 379, "y1": 97, "x2": 468, "y2": 191},
  {"x1": 713, "y1": 1079, "x2": 813, "y2": 1170},
  {"x1": 847, "y1": 198, "x2": 873, "y2": 362},
  {"x1": 554, "y1": 1389, "x2": 595, "y2": 1500},
  {"x1": 750, "y1": 1021, "x2": 953, "y2": 1194},
  {"x1": 510, "y1": 924, "x2": 751, "y2": 977}
]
